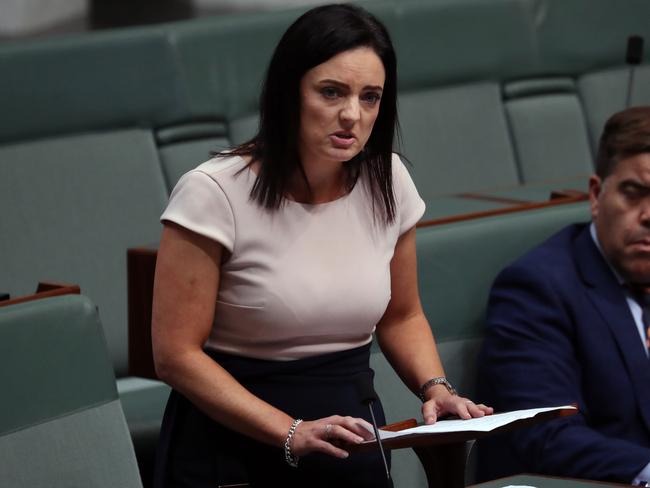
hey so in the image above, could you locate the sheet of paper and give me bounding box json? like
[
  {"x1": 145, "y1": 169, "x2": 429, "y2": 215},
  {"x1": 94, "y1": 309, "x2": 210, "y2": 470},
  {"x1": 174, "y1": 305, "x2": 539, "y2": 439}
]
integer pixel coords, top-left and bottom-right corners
[
  {"x1": 378, "y1": 405, "x2": 576, "y2": 440},
  {"x1": 500, "y1": 485, "x2": 537, "y2": 488}
]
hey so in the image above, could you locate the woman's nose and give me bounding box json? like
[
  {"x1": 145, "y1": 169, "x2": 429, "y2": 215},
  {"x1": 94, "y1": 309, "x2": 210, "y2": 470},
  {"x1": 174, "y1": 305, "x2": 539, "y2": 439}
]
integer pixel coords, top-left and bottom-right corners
[{"x1": 340, "y1": 97, "x2": 360, "y2": 123}]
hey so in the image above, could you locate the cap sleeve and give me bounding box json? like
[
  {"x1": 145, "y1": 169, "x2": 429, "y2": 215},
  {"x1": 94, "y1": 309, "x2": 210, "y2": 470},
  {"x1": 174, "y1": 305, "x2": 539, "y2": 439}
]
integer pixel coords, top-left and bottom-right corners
[
  {"x1": 393, "y1": 153, "x2": 426, "y2": 234},
  {"x1": 160, "y1": 170, "x2": 235, "y2": 252}
]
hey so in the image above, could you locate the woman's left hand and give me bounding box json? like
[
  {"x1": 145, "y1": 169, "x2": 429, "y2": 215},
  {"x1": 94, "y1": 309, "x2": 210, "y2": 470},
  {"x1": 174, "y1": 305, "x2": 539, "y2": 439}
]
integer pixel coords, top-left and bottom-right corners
[{"x1": 422, "y1": 387, "x2": 493, "y2": 425}]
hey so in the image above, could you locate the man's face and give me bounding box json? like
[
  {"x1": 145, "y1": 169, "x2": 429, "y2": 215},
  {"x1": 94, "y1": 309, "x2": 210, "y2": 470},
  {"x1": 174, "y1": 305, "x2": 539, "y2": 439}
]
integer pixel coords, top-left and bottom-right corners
[{"x1": 591, "y1": 153, "x2": 650, "y2": 284}]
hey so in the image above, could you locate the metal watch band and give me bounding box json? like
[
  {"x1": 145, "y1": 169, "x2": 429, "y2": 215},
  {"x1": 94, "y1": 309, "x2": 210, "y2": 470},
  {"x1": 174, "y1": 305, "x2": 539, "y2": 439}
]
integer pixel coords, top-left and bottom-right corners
[{"x1": 419, "y1": 376, "x2": 457, "y2": 401}]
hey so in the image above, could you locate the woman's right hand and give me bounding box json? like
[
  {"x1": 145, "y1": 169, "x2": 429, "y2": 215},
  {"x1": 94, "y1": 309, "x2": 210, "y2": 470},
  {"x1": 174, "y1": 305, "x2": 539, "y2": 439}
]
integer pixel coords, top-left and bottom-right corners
[{"x1": 290, "y1": 415, "x2": 376, "y2": 458}]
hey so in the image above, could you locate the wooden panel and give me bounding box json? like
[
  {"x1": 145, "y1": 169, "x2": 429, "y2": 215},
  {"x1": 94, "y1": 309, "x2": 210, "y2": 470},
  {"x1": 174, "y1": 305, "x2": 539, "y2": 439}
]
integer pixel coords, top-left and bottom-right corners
[{"x1": 127, "y1": 247, "x2": 158, "y2": 379}]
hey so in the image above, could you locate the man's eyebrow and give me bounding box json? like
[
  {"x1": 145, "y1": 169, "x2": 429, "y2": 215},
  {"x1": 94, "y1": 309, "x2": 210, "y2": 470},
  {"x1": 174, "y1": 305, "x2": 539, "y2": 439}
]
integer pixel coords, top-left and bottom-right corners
[{"x1": 318, "y1": 79, "x2": 383, "y2": 91}]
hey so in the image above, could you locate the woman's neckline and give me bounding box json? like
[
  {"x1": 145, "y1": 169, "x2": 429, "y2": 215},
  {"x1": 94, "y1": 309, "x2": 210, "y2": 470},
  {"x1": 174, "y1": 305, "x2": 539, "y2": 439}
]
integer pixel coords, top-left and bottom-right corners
[{"x1": 242, "y1": 156, "x2": 359, "y2": 207}]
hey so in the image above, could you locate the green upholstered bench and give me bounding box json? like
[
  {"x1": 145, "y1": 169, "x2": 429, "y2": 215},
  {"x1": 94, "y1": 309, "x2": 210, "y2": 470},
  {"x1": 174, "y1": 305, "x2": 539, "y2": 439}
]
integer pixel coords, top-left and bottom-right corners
[{"x1": 0, "y1": 294, "x2": 142, "y2": 487}]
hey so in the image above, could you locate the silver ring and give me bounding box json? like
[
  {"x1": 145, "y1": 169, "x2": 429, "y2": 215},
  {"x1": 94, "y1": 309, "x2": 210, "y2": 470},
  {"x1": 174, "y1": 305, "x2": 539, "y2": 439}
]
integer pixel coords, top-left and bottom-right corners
[{"x1": 325, "y1": 423, "x2": 332, "y2": 440}]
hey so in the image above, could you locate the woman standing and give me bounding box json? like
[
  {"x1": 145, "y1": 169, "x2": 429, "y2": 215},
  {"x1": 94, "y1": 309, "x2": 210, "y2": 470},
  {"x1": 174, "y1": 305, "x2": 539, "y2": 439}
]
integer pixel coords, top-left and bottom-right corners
[{"x1": 152, "y1": 4, "x2": 491, "y2": 487}]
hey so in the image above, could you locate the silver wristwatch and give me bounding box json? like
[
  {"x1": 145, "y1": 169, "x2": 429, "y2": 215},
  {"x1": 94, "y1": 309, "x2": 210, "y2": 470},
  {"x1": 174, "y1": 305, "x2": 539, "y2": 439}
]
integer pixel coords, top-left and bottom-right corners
[{"x1": 419, "y1": 376, "x2": 457, "y2": 401}]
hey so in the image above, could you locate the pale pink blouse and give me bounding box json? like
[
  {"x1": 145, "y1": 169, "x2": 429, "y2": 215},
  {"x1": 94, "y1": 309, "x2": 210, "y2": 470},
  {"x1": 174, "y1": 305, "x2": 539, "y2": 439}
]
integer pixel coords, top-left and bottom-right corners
[{"x1": 161, "y1": 154, "x2": 425, "y2": 360}]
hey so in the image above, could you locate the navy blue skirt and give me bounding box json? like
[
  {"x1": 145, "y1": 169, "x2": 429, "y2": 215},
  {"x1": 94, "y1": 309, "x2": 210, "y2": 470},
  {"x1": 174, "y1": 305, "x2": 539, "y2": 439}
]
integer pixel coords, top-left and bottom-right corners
[{"x1": 153, "y1": 343, "x2": 392, "y2": 488}]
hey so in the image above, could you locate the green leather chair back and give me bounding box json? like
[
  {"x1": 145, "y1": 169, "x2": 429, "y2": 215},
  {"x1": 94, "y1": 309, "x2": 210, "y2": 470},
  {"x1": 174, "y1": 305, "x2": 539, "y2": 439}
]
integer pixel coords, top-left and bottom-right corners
[
  {"x1": 0, "y1": 295, "x2": 142, "y2": 487},
  {"x1": 0, "y1": 129, "x2": 167, "y2": 376}
]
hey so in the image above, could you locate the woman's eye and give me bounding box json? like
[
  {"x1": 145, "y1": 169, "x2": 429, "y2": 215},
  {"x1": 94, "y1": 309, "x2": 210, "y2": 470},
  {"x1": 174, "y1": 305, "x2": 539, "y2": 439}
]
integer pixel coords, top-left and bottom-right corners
[
  {"x1": 321, "y1": 87, "x2": 339, "y2": 99},
  {"x1": 361, "y1": 92, "x2": 381, "y2": 105}
]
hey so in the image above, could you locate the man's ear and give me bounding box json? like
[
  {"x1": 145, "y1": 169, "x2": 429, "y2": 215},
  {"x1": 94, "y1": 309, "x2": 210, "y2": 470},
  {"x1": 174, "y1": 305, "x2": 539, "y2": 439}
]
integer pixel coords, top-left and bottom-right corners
[{"x1": 588, "y1": 174, "x2": 602, "y2": 220}]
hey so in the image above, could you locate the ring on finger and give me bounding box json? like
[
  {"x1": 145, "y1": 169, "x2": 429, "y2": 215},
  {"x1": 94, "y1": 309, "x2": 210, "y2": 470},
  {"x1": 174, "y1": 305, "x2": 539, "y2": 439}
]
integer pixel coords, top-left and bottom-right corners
[{"x1": 325, "y1": 423, "x2": 333, "y2": 440}]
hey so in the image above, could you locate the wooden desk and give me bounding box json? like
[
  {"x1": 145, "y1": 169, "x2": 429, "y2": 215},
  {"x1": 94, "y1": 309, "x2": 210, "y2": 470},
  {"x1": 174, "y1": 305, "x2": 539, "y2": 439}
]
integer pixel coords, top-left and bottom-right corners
[{"x1": 468, "y1": 473, "x2": 631, "y2": 487}]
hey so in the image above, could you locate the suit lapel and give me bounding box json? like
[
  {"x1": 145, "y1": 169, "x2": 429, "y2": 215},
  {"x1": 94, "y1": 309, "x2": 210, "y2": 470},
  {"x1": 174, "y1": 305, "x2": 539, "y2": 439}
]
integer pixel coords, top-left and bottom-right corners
[{"x1": 573, "y1": 225, "x2": 650, "y2": 432}]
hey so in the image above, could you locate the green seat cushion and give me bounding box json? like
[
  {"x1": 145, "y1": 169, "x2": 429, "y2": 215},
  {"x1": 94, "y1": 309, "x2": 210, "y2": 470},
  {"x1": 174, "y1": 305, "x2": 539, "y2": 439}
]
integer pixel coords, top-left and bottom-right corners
[
  {"x1": 416, "y1": 201, "x2": 591, "y2": 343},
  {"x1": 0, "y1": 295, "x2": 117, "y2": 436},
  {"x1": 0, "y1": 27, "x2": 186, "y2": 144},
  {"x1": 228, "y1": 113, "x2": 260, "y2": 146},
  {"x1": 506, "y1": 93, "x2": 594, "y2": 182},
  {"x1": 399, "y1": 82, "x2": 518, "y2": 198},
  {"x1": 504, "y1": 81, "x2": 594, "y2": 183},
  {"x1": 579, "y1": 65, "x2": 650, "y2": 154},
  {"x1": 117, "y1": 377, "x2": 171, "y2": 449},
  {"x1": 535, "y1": 0, "x2": 650, "y2": 74},
  {"x1": 392, "y1": 0, "x2": 537, "y2": 90},
  {"x1": 0, "y1": 399, "x2": 142, "y2": 488},
  {"x1": 170, "y1": 9, "x2": 298, "y2": 120}
]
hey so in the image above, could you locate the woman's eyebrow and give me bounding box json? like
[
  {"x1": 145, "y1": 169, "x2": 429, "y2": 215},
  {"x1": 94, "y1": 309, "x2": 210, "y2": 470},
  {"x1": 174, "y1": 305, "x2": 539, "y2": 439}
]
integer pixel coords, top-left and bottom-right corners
[{"x1": 318, "y1": 79, "x2": 383, "y2": 92}]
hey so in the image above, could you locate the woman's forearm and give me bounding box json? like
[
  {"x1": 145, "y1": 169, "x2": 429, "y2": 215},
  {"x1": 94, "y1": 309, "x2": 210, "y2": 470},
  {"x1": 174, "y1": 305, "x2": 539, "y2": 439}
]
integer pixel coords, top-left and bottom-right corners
[
  {"x1": 156, "y1": 346, "x2": 294, "y2": 448},
  {"x1": 376, "y1": 311, "x2": 445, "y2": 396}
]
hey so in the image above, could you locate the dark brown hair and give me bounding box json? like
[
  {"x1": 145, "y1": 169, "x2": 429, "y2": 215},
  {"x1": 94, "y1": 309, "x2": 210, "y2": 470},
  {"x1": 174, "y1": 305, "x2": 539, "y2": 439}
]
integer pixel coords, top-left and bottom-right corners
[
  {"x1": 223, "y1": 4, "x2": 399, "y2": 224},
  {"x1": 596, "y1": 106, "x2": 650, "y2": 179}
]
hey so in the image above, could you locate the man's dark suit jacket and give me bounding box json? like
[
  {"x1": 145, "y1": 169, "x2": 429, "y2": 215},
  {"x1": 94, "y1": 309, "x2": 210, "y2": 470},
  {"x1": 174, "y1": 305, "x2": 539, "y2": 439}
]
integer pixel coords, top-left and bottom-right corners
[{"x1": 476, "y1": 223, "x2": 650, "y2": 483}]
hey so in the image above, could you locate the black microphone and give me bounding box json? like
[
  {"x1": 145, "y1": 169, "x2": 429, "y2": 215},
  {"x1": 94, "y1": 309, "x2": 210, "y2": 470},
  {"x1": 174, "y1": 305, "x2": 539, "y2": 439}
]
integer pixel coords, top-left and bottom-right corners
[
  {"x1": 625, "y1": 35, "x2": 644, "y2": 108},
  {"x1": 354, "y1": 373, "x2": 391, "y2": 482}
]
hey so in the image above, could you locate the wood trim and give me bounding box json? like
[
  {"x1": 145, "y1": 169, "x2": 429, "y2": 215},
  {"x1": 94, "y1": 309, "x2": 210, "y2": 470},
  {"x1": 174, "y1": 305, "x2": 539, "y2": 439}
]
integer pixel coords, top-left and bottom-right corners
[
  {"x1": 382, "y1": 418, "x2": 417, "y2": 432},
  {"x1": 456, "y1": 192, "x2": 532, "y2": 205},
  {"x1": 0, "y1": 282, "x2": 80, "y2": 308},
  {"x1": 417, "y1": 195, "x2": 589, "y2": 228},
  {"x1": 128, "y1": 247, "x2": 159, "y2": 380},
  {"x1": 550, "y1": 188, "x2": 589, "y2": 200}
]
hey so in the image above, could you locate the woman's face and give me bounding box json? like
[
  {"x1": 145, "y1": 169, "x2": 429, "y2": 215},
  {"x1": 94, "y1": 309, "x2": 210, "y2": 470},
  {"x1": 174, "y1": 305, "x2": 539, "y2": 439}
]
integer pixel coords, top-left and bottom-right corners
[{"x1": 297, "y1": 47, "x2": 385, "y2": 168}]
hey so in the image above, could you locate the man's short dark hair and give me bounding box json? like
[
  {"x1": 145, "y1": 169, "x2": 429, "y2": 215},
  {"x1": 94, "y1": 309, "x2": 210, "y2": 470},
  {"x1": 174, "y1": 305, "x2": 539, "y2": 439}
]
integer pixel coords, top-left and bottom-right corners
[{"x1": 595, "y1": 106, "x2": 650, "y2": 179}]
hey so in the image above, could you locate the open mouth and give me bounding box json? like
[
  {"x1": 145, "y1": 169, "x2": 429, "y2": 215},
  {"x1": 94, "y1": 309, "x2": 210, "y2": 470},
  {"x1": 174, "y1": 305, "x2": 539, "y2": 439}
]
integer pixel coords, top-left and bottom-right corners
[{"x1": 330, "y1": 132, "x2": 356, "y2": 147}]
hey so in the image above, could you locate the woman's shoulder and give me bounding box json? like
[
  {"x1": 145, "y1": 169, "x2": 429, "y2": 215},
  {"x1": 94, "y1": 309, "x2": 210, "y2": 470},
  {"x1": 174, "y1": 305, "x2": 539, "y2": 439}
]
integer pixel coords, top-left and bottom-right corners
[
  {"x1": 193, "y1": 153, "x2": 250, "y2": 181},
  {"x1": 388, "y1": 152, "x2": 415, "y2": 191},
  {"x1": 389, "y1": 152, "x2": 409, "y2": 173},
  {"x1": 169, "y1": 153, "x2": 253, "y2": 203}
]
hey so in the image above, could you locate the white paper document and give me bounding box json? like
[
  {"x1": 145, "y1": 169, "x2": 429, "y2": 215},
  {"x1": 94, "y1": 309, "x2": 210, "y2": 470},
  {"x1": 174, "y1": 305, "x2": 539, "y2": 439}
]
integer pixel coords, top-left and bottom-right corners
[
  {"x1": 378, "y1": 405, "x2": 576, "y2": 440},
  {"x1": 500, "y1": 485, "x2": 537, "y2": 488}
]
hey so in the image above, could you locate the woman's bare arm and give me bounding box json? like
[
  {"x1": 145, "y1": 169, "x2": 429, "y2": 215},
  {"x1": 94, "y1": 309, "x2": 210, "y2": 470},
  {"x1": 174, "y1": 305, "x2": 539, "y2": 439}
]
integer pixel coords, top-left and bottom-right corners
[{"x1": 375, "y1": 226, "x2": 493, "y2": 423}]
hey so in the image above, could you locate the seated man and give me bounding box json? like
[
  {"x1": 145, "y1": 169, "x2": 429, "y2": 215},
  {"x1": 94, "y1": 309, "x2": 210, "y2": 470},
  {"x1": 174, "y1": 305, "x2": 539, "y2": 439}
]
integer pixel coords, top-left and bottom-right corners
[{"x1": 476, "y1": 106, "x2": 650, "y2": 485}]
